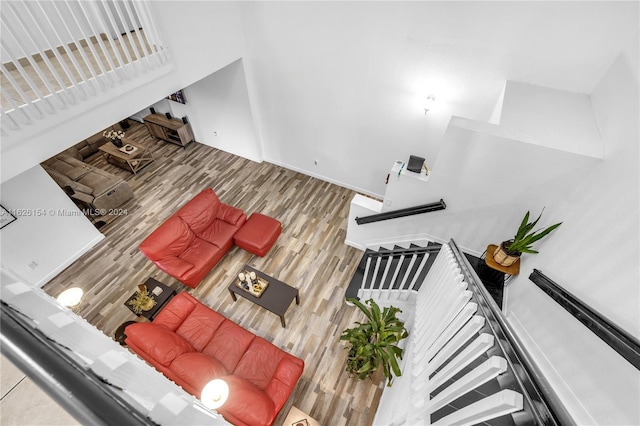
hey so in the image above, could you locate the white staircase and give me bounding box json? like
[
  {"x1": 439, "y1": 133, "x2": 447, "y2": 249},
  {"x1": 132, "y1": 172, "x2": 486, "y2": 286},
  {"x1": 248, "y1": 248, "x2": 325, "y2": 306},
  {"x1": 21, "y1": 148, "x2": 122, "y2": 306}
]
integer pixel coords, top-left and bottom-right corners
[{"x1": 358, "y1": 240, "x2": 557, "y2": 425}]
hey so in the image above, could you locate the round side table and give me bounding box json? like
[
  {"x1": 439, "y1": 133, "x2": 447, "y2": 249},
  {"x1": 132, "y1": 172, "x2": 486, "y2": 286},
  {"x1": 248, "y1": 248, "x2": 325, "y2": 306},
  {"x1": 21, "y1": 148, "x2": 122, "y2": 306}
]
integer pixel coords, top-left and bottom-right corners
[{"x1": 114, "y1": 320, "x2": 138, "y2": 346}]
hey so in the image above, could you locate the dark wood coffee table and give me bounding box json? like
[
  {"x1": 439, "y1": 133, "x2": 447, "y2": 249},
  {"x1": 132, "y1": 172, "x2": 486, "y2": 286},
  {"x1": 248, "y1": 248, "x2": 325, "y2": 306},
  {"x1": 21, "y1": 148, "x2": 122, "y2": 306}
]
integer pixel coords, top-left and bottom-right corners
[
  {"x1": 228, "y1": 265, "x2": 299, "y2": 328},
  {"x1": 124, "y1": 277, "x2": 176, "y2": 321}
]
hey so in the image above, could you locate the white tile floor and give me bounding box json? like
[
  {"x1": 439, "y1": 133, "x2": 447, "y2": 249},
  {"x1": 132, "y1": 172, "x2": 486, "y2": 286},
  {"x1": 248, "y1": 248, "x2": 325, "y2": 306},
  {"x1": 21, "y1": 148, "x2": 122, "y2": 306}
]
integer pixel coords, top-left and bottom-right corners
[{"x1": 1, "y1": 355, "x2": 80, "y2": 425}]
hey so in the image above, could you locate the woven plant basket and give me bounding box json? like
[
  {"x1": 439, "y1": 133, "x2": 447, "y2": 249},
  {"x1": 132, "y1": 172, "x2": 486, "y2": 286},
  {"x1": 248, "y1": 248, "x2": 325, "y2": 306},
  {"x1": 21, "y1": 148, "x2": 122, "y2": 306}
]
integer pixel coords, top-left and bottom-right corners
[{"x1": 493, "y1": 242, "x2": 520, "y2": 267}]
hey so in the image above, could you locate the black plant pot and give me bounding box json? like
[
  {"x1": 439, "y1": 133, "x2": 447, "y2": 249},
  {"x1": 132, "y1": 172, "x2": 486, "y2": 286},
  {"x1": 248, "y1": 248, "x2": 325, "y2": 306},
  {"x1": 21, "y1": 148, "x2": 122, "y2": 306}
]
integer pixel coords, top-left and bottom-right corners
[{"x1": 113, "y1": 139, "x2": 123, "y2": 148}]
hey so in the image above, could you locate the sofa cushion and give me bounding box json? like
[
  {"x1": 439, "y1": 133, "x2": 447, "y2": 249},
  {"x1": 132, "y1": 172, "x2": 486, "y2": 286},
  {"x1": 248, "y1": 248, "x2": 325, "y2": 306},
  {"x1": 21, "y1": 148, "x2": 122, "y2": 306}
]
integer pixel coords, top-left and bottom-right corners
[
  {"x1": 74, "y1": 142, "x2": 94, "y2": 159},
  {"x1": 199, "y1": 219, "x2": 242, "y2": 251},
  {"x1": 174, "y1": 303, "x2": 227, "y2": 351},
  {"x1": 217, "y1": 375, "x2": 276, "y2": 426},
  {"x1": 176, "y1": 189, "x2": 221, "y2": 235},
  {"x1": 77, "y1": 170, "x2": 117, "y2": 196},
  {"x1": 152, "y1": 257, "x2": 194, "y2": 281},
  {"x1": 217, "y1": 203, "x2": 246, "y2": 225},
  {"x1": 153, "y1": 291, "x2": 199, "y2": 331},
  {"x1": 170, "y1": 352, "x2": 229, "y2": 395},
  {"x1": 47, "y1": 156, "x2": 92, "y2": 181},
  {"x1": 68, "y1": 180, "x2": 95, "y2": 196},
  {"x1": 180, "y1": 237, "x2": 219, "y2": 262},
  {"x1": 140, "y1": 216, "x2": 196, "y2": 260},
  {"x1": 85, "y1": 132, "x2": 107, "y2": 150},
  {"x1": 233, "y1": 336, "x2": 288, "y2": 390},
  {"x1": 202, "y1": 320, "x2": 256, "y2": 373},
  {"x1": 179, "y1": 238, "x2": 224, "y2": 277},
  {"x1": 125, "y1": 323, "x2": 194, "y2": 367}
]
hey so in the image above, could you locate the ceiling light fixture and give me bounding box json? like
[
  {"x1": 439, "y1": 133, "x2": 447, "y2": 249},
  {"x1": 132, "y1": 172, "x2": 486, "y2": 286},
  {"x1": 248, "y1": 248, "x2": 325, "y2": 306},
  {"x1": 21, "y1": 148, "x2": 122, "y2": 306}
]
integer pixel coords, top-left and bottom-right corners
[{"x1": 424, "y1": 95, "x2": 436, "y2": 115}]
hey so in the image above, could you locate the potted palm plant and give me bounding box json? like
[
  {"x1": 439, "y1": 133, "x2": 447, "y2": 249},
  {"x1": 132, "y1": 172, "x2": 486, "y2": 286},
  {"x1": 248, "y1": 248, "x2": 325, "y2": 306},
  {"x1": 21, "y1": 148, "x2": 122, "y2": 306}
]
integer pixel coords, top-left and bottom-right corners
[
  {"x1": 493, "y1": 210, "x2": 562, "y2": 267},
  {"x1": 340, "y1": 298, "x2": 408, "y2": 387}
]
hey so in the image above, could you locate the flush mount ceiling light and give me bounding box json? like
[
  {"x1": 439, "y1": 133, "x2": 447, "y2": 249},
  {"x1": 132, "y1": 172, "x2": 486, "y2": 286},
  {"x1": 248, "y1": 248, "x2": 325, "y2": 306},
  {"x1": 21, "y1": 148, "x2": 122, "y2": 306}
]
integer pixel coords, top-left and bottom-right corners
[
  {"x1": 201, "y1": 379, "x2": 229, "y2": 410},
  {"x1": 424, "y1": 95, "x2": 436, "y2": 115},
  {"x1": 56, "y1": 287, "x2": 83, "y2": 307}
]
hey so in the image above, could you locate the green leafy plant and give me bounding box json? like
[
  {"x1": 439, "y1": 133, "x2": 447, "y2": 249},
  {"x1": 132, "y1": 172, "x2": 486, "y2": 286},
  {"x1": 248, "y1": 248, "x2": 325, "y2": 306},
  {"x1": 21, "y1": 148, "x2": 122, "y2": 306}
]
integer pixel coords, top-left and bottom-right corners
[
  {"x1": 127, "y1": 289, "x2": 156, "y2": 314},
  {"x1": 504, "y1": 210, "x2": 562, "y2": 256},
  {"x1": 340, "y1": 298, "x2": 408, "y2": 387}
]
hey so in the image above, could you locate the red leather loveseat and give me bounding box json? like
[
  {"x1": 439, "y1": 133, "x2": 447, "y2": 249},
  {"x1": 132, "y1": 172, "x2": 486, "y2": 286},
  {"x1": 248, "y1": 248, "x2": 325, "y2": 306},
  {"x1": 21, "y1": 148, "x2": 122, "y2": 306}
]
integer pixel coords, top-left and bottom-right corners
[
  {"x1": 139, "y1": 188, "x2": 246, "y2": 288},
  {"x1": 125, "y1": 293, "x2": 304, "y2": 426}
]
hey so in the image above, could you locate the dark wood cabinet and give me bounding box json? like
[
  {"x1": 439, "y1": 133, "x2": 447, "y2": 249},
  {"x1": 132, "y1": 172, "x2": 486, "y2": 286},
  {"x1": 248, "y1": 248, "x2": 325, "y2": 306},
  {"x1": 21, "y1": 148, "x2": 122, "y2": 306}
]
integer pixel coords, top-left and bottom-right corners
[{"x1": 143, "y1": 113, "x2": 194, "y2": 148}]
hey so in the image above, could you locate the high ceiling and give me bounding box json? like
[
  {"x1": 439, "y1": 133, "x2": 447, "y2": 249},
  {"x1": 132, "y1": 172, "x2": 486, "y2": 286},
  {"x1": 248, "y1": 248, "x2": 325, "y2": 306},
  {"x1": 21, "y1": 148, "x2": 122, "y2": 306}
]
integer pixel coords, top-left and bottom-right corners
[{"x1": 239, "y1": 1, "x2": 639, "y2": 194}]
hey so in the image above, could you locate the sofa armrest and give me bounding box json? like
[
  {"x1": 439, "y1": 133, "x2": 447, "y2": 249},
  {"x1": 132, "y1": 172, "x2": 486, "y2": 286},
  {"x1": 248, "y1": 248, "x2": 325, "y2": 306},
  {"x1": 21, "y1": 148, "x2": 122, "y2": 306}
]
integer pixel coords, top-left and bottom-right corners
[
  {"x1": 67, "y1": 180, "x2": 94, "y2": 195},
  {"x1": 70, "y1": 191, "x2": 94, "y2": 205},
  {"x1": 217, "y1": 203, "x2": 246, "y2": 226},
  {"x1": 265, "y1": 356, "x2": 304, "y2": 414},
  {"x1": 125, "y1": 323, "x2": 195, "y2": 367}
]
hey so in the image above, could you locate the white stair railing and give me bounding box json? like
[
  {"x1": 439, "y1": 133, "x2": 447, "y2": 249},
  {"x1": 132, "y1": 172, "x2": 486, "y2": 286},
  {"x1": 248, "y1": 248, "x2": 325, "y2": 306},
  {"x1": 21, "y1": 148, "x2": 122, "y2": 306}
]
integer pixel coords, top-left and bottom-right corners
[
  {"x1": 355, "y1": 245, "x2": 436, "y2": 303},
  {"x1": 1, "y1": 0, "x2": 169, "y2": 131},
  {"x1": 372, "y1": 240, "x2": 559, "y2": 425}
]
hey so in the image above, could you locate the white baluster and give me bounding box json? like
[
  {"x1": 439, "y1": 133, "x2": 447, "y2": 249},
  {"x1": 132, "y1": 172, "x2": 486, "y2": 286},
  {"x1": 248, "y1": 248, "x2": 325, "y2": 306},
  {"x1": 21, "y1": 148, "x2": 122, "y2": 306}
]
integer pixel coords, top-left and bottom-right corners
[{"x1": 431, "y1": 389, "x2": 523, "y2": 426}]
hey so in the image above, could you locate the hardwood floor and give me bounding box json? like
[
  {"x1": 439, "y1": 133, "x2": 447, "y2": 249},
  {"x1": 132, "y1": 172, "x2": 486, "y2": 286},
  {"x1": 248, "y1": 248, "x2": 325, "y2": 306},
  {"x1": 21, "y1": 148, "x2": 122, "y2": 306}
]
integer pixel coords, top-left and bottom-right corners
[{"x1": 42, "y1": 122, "x2": 385, "y2": 426}]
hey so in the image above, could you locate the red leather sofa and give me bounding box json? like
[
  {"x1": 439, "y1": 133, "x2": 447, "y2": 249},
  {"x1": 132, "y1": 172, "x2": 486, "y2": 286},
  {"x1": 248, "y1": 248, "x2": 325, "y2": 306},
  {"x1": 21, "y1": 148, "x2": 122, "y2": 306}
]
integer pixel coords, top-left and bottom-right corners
[
  {"x1": 125, "y1": 293, "x2": 304, "y2": 426},
  {"x1": 139, "y1": 188, "x2": 246, "y2": 288}
]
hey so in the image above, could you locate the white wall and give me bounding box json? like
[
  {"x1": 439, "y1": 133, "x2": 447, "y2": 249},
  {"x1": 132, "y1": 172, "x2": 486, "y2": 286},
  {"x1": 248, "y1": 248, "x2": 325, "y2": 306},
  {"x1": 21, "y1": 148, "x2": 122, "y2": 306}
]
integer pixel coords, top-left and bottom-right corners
[
  {"x1": 500, "y1": 81, "x2": 603, "y2": 158},
  {"x1": 503, "y1": 34, "x2": 640, "y2": 425},
  {"x1": 238, "y1": 1, "x2": 638, "y2": 197},
  {"x1": 346, "y1": 115, "x2": 602, "y2": 257},
  {"x1": 128, "y1": 59, "x2": 262, "y2": 162},
  {"x1": 170, "y1": 59, "x2": 262, "y2": 162},
  {"x1": 0, "y1": 166, "x2": 104, "y2": 288}
]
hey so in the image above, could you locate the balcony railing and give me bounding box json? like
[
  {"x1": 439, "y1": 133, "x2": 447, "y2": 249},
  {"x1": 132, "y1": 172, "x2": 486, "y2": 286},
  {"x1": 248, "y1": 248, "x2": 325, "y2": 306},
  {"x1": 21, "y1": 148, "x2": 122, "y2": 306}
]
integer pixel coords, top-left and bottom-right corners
[{"x1": 1, "y1": 0, "x2": 169, "y2": 131}]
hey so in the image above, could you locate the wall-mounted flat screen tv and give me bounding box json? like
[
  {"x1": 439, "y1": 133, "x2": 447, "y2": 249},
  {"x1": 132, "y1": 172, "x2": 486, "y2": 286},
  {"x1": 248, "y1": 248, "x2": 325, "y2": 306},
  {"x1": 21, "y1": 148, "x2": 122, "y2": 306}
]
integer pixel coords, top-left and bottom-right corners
[{"x1": 167, "y1": 90, "x2": 186, "y2": 104}]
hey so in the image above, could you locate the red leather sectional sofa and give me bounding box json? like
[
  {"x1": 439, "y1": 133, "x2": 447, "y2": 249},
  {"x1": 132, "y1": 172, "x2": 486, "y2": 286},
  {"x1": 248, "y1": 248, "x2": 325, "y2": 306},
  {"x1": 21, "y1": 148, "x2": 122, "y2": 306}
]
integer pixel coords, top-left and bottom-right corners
[
  {"x1": 139, "y1": 189, "x2": 246, "y2": 288},
  {"x1": 125, "y1": 292, "x2": 304, "y2": 426}
]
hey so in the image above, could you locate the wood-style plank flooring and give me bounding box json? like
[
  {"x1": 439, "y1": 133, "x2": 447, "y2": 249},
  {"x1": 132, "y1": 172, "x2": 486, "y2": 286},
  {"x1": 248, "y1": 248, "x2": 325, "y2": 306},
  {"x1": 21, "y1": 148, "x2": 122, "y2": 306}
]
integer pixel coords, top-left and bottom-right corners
[{"x1": 42, "y1": 122, "x2": 385, "y2": 426}]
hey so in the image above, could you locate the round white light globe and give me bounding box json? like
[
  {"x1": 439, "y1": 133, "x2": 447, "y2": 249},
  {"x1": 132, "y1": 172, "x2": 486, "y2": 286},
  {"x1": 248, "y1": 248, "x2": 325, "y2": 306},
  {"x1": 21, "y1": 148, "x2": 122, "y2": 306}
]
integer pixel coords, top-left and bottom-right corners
[
  {"x1": 201, "y1": 379, "x2": 229, "y2": 410},
  {"x1": 56, "y1": 287, "x2": 83, "y2": 307}
]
